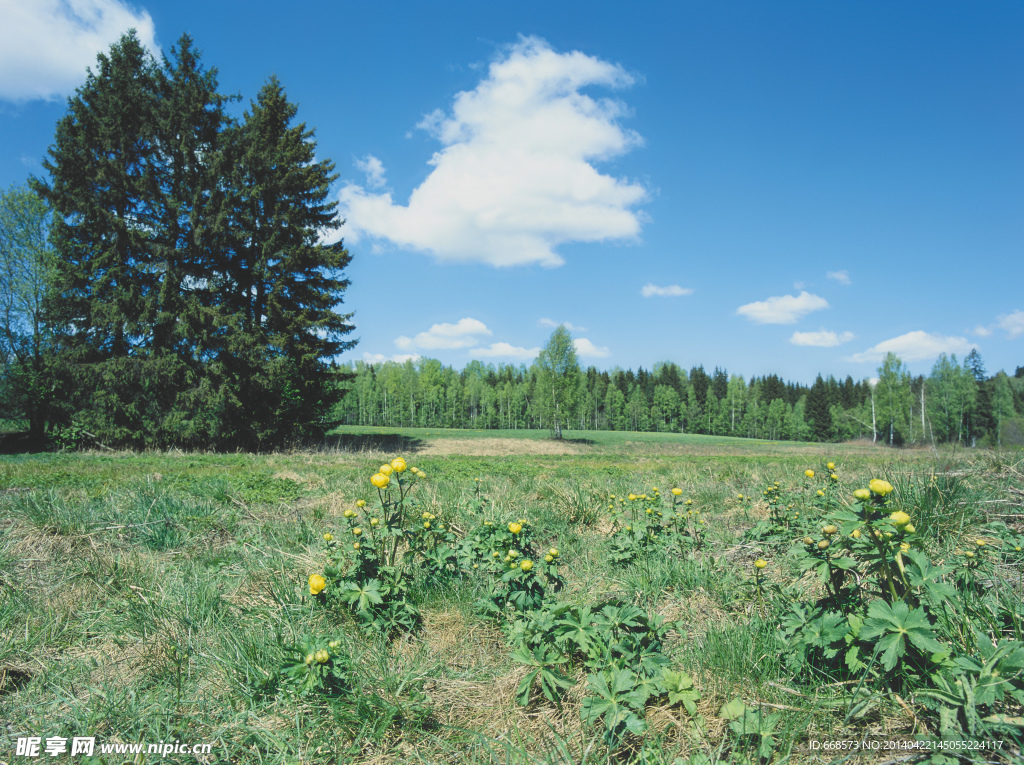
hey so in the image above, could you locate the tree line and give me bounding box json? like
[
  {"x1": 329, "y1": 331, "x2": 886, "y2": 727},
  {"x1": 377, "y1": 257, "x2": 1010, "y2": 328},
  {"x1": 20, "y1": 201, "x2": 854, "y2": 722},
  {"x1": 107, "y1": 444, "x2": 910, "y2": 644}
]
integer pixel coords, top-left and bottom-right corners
[
  {"x1": 0, "y1": 32, "x2": 355, "y2": 450},
  {"x1": 334, "y1": 336, "x2": 1024, "y2": 447}
]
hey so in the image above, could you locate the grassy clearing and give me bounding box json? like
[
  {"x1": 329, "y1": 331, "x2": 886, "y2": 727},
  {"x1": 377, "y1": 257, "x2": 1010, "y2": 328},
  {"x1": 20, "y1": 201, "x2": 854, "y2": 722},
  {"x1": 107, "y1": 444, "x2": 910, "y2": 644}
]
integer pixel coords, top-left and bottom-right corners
[{"x1": 1, "y1": 433, "x2": 1022, "y2": 764}]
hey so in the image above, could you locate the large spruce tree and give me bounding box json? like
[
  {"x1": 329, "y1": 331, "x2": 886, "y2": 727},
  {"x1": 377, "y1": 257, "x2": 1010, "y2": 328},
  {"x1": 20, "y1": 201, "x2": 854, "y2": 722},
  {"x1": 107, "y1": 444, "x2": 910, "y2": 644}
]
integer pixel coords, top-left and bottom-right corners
[{"x1": 35, "y1": 32, "x2": 355, "y2": 449}]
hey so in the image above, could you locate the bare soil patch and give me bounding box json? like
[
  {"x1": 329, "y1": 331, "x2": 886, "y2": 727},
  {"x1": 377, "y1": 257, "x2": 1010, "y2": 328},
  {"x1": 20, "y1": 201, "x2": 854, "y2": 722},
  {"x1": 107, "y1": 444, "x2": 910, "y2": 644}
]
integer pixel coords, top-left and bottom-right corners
[{"x1": 415, "y1": 438, "x2": 585, "y2": 457}]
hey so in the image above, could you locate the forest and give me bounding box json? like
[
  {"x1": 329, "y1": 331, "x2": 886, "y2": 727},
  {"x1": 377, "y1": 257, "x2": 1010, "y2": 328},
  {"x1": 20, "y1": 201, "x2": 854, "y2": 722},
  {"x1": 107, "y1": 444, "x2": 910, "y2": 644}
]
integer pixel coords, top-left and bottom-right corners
[{"x1": 332, "y1": 349, "x2": 1024, "y2": 447}]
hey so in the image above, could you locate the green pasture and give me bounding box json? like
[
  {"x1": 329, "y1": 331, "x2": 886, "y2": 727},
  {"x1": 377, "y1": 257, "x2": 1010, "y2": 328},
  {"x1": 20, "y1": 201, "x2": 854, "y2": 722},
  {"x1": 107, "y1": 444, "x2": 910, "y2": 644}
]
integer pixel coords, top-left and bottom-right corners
[{"x1": 0, "y1": 433, "x2": 1021, "y2": 764}]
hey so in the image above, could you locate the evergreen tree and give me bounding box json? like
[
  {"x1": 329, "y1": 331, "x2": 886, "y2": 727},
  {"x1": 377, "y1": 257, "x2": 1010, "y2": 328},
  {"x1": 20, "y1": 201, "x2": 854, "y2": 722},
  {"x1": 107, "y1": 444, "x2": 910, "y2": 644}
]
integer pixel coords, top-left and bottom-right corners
[
  {"x1": 805, "y1": 374, "x2": 833, "y2": 441},
  {"x1": 36, "y1": 32, "x2": 354, "y2": 449}
]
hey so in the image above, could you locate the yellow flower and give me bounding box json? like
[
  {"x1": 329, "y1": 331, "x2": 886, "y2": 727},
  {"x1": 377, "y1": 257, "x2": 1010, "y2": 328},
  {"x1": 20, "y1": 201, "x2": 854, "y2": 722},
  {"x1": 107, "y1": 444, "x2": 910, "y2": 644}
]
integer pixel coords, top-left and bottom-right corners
[
  {"x1": 343, "y1": 508, "x2": 357, "y2": 518},
  {"x1": 818, "y1": 540, "x2": 830, "y2": 550},
  {"x1": 544, "y1": 555, "x2": 553, "y2": 562},
  {"x1": 900, "y1": 542, "x2": 910, "y2": 551},
  {"x1": 822, "y1": 525, "x2": 838, "y2": 536},
  {"x1": 415, "y1": 470, "x2": 427, "y2": 479},
  {"x1": 803, "y1": 536, "x2": 814, "y2": 545},
  {"x1": 805, "y1": 470, "x2": 815, "y2": 478},
  {"x1": 827, "y1": 462, "x2": 835, "y2": 470},
  {"x1": 904, "y1": 524, "x2": 915, "y2": 533},
  {"x1": 353, "y1": 541, "x2": 360, "y2": 550},
  {"x1": 492, "y1": 551, "x2": 500, "y2": 558},
  {"x1": 391, "y1": 458, "x2": 407, "y2": 473},
  {"x1": 853, "y1": 488, "x2": 871, "y2": 501},
  {"x1": 328, "y1": 640, "x2": 340, "y2": 649},
  {"x1": 685, "y1": 499, "x2": 693, "y2": 506},
  {"x1": 738, "y1": 494, "x2": 744, "y2": 500},
  {"x1": 830, "y1": 474, "x2": 838, "y2": 481},
  {"x1": 889, "y1": 511, "x2": 911, "y2": 527},
  {"x1": 353, "y1": 527, "x2": 362, "y2": 536},
  {"x1": 370, "y1": 473, "x2": 389, "y2": 488},
  {"x1": 520, "y1": 560, "x2": 534, "y2": 572},
  {"x1": 508, "y1": 550, "x2": 518, "y2": 558},
  {"x1": 628, "y1": 493, "x2": 637, "y2": 501},
  {"x1": 370, "y1": 517, "x2": 380, "y2": 527},
  {"x1": 356, "y1": 499, "x2": 366, "y2": 508},
  {"x1": 424, "y1": 521, "x2": 431, "y2": 529},
  {"x1": 323, "y1": 532, "x2": 333, "y2": 542},
  {"x1": 816, "y1": 490, "x2": 825, "y2": 497},
  {"x1": 309, "y1": 574, "x2": 327, "y2": 595},
  {"x1": 964, "y1": 551, "x2": 975, "y2": 559},
  {"x1": 508, "y1": 522, "x2": 522, "y2": 534},
  {"x1": 754, "y1": 559, "x2": 767, "y2": 569},
  {"x1": 304, "y1": 653, "x2": 315, "y2": 665},
  {"x1": 549, "y1": 548, "x2": 559, "y2": 557},
  {"x1": 671, "y1": 488, "x2": 682, "y2": 496},
  {"x1": 869, "y1": 479, "x2": 894, "y2": 496},
  {"x1": 379, "y1": 464, "x2": 393, "y2": 476},
  {"x1": 852, "y1": 529, "x2": 862, "y2": 539},
  {"x1": 975, "y1": 539, "x2": 986, "y2": 547},
  {"x1": 315, "y1": 649, "x2": 330, "y2": 664}
]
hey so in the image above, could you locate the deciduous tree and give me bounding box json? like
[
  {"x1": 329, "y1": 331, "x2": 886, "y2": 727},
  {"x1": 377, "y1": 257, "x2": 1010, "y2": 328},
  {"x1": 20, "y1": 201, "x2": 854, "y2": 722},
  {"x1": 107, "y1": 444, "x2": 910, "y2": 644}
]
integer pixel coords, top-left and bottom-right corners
[{"x1": 535, "y1": 325, "x2": 581, "y2": 439}]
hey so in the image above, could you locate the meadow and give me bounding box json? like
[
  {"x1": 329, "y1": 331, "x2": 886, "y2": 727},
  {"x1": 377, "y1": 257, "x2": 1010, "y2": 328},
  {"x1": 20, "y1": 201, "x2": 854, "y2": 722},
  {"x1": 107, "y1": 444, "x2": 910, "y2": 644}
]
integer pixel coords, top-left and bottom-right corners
[{"x1": 1, "y1": 428, "x2": 1021, "y2": 764}]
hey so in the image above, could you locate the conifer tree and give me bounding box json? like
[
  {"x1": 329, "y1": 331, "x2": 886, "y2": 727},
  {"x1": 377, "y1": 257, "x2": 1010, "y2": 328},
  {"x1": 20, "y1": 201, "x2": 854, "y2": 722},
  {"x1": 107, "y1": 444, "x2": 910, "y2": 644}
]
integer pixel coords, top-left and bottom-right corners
[{"x1": 35, "y1": 32, "x2": 355, "y2": 449}]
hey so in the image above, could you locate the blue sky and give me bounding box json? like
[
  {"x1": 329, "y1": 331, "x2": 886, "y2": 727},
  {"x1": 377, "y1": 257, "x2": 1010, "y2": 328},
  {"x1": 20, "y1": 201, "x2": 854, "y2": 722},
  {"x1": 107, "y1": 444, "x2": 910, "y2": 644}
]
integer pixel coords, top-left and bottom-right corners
[{"x1": 1, "y1": 1, "x2": 1021, "y2": 384}]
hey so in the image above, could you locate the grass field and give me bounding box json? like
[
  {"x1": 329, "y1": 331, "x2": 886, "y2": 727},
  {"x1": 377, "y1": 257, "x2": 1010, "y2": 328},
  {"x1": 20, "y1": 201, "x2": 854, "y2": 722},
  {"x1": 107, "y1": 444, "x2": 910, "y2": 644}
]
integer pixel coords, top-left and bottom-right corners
[{"x1": 1, "y1": 432, "x2": 1022, "y2": 764}]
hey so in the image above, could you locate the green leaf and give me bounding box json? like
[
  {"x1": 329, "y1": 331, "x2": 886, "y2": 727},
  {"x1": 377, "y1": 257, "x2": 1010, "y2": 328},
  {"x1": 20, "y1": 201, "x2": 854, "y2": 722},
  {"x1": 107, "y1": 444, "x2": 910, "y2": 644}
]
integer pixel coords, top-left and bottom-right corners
[{"x1": 719, "y1": 698, "x2": 747, "y2": 720}]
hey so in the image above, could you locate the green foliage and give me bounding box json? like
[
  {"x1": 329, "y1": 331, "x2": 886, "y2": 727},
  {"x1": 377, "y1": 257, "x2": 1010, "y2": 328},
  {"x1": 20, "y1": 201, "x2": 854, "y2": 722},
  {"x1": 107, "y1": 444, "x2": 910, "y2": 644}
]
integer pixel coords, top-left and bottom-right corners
[
  {"x1": 0, "y1": 184, "x2": 58, "y2": 445},
  {"x1": 34, "y1": 32, "x2": 354, "y2": 450},
  {"x1": 535, "y1": 325, "x2": 582, "y2": 439}
]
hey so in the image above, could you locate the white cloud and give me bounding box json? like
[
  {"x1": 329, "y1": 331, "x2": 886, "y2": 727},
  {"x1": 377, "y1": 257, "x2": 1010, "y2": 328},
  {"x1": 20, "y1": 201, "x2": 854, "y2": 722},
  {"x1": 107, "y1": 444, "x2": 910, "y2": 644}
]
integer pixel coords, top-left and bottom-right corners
[
  {"x1": 790, "y1": 329, "x2": 855, "y2": 347},
  {"x1": 574, "y1": 337, "x2": 611, "y2": 358},
  {"x1": 474, "y1": 342, "x2": 541, "y2": 360},
  {"x1": 394, "y1": 317, "x2": 492, "y2": 351},
  {"x1": 971, "y1": 324, "x2": 993, "y2": 337},
  {"x1": 641, "y1": 283, "x2": 693, "y2": 298},
  {"x1": 363, "y1": 352, "x2": 421, "y2": 364},
  {"x1": 539, "y1": 317, "x2": 587, "y2": 332},
  {"x1": 736, "y1": 291, "x2": 829, "y2": 324},
  {"x1": 847, "y1": 331, "x2": 976, "y2": 364},
  {"x1": 338, "y1": 36, "x2": 647, "y2": 268},
  {"x1": 354, "y1": 155, "x2": 387, "y2": 190},
  {"x1": 997, "y1": 310, "x2": 1024, "y2": 338},
  {"x1": 0, "y1": 0, "x2": 157, "y2": 101},
  {"x1": 827, "y1": 270, "x2": 852, "y2": 286}
]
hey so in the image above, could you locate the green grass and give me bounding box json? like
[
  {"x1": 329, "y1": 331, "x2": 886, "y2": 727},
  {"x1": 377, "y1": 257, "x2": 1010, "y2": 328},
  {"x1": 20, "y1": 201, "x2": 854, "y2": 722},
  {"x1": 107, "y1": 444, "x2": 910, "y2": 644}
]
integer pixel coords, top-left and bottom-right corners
[{"x1": 0, "y1": 433, "x2": 1020, "y2": 764}]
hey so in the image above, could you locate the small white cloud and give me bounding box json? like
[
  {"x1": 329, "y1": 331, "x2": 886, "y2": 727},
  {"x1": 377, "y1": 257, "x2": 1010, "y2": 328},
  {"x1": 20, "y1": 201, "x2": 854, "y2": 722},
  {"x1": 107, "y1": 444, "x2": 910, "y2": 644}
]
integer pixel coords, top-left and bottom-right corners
[
  {"x1": 475, "y1": 342, "x2": 541, "y2": 360},
  {"x1": 827, "y1": 270, "x2": 852, "y2": 286},
  {"x1": 539, "y1": 318, "x2": 587, "y2": 332},
  {"x1": 354, "y1": 155, "x2": 387, "y2": 190},
  {"x1": 641, "y1": 283, "x2": 693, "y2": 298},
  {"x1": 847, "y1": 331, "x2": 976, "y2": 364},
  {"x1": 790, "y1": 329, "x2": 855, "y2": 347},
  {"x1": 0, "y1": 0, "x2": 158, "y2": 101},
  {"x1": 793, "y1": 281, "x2": 806, "y2": 290},
  {"x1": 736, "y1": 291, "x2": 829, "y2": 325},
  {"x1": 394, "y1": 317, "x2": 492, "y2": 351},
  {"x1": 574, "y1": 337, "x2": 610, "y2": 358},
  {"x1": 338, "y1": 36, "x2": 647, "y2": 267},
  {"x1": 997, "y1": 310, "x2": 1024, "y2": 338},
  {"x1": 971, "y1": 324, "x2": 993, "y2": 337},
  {"x1": 363, "y1": 352, "x2": 421, "y2": 364}
]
